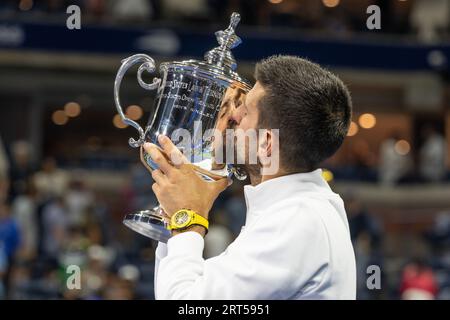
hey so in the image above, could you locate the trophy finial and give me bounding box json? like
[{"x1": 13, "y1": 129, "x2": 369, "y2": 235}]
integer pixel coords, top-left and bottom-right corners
[
  {"x1": 204, "y1": 12, "x2": 243, "y2": 71},
  {"x1": 229, "y1": 12, "x2": 241, "y2": 31},
  {"x1": 216, "y1": 12, "x2": 242, "y2": 50}
]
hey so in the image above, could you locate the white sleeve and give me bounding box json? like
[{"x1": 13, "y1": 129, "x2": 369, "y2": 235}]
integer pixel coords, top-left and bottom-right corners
[
  {"x1": 154, "y1": 242, "x2": 168, "y2": 300},
  {"x1": 155, "y1": 215, "x2": 328, "y2": 300}
]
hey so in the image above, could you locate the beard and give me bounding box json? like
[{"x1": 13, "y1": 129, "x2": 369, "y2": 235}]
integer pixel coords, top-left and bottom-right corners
[{"x1": 210, "y1": 124, "x2": 262, "y2": 182}]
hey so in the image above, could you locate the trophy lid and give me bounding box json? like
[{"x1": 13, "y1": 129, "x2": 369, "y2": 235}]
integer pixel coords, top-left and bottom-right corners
[
  {"x1": 160, "y1": 12, "x2": 251, "y2": 89},
  {"x1": 204, "y1": 12, "x2": 242, "y2": 72}
]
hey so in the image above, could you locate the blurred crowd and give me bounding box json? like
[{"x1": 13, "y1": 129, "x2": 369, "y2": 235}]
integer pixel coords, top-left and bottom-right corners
[
  {"x1": 0, "y1": 138, "x2": 138, "y2": 299},
  {"x1": 379, "y1": 125, "x2": 448, "y2": 185},
  {"x1": 2, "y1": 0, "x2": 450, "y2": 42},
  {"x1": 328, "y1": 124, "x2": 449, "y2": 185},
  {"x1": 344, "y1": 193, "x2": 450, "y2": 299}
]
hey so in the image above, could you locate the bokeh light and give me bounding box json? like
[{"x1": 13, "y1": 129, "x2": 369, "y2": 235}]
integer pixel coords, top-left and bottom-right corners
[
  {"x1": 19, "y1": 0, "x2": 33, "y2": 11},
  {"x1": 322, "y1": 169, "x2": 334, "y2": 182},
  {"x1": 52, "y1": 110, "x2": 68, "y2": 126},
  {"x1": 358, "y1": 113, "x2": 377, "y2": 129},
  {"x1": 395, "y1": 139, "x2": 411, "y2": 155},
  {"x1": 347, "y1": 121, "x2": 359, "y2": 136},
  {"x1": 126, "y1": 105, "x2": 143, "y2": 121},
  {"x1": 322, "y1": 0, "x2": 340, "y2": 8},
  {"x1": 113, "y1": 114, "x2": 128, "y2": 129},
  {"x1": 64, "y1": 102, "x2": 81, "y2": 118}
]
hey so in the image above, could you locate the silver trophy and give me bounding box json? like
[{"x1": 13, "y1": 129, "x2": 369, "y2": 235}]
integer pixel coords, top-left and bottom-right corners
[{"x1": 114, "y1": 13, "x2": 251, "y2": 242}]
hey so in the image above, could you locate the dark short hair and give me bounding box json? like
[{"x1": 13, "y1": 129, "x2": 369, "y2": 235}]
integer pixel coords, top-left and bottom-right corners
[{"x1": 255, "y1": 55, "x2": 352, "y2": 171}]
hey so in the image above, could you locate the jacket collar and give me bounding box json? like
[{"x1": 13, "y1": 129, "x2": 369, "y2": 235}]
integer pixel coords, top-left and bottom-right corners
[{"x1": 243, "y1": 169, "x2": 332, "y2": 226}]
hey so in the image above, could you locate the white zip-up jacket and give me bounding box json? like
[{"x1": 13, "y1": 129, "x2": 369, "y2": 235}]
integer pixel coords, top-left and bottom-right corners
[{"x1": 154, "y1": 169, "x2": 356, "y2": 299}]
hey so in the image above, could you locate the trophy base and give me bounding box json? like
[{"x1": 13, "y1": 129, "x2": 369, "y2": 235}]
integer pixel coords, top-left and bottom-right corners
[{"x1": 123, "y1": 210, "x2": 171, "y2": 243}]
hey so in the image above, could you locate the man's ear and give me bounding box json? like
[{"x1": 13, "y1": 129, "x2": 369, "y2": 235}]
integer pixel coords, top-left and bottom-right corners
[
  {"x1": 259, "y1": 129, "x2": 280, "y2": 176},
  {"x1": 258, "y1": 129, "x2": 272, "y2": 158}
]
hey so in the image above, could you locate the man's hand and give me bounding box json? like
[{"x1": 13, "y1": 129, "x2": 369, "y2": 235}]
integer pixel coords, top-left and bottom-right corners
[{"x1": 143, "y1": 135, "x2": 229, "y2": 222}]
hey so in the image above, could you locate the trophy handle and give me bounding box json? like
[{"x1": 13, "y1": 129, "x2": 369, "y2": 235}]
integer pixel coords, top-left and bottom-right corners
[{"x1": 114, "y1": 54, "x2": 161, "y2": 148}]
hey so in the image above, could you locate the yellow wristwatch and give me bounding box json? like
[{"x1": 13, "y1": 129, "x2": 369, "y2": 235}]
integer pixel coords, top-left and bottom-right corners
[{"x1": 168, "y1": 209, "x2": 209, "y2": 232}]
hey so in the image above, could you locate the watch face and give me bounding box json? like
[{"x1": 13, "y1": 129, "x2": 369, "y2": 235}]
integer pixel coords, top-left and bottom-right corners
[{"x1": 174, "y1": 211, "x2": 190, "y2": 227}]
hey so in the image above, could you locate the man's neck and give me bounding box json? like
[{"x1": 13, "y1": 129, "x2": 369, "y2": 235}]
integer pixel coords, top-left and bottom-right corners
[
  {"x1": 247, "y1": 167, "x2": 288, "y2": 186},
  {"x1": 248, "y1": 173, "x2": 262, "y2": 186},
  {"x1": 248, "y1": 167, "x2": 314, "y2": 186},
  {"x1": 246, "y1": 165, "x2": 262, "y2": 186}
]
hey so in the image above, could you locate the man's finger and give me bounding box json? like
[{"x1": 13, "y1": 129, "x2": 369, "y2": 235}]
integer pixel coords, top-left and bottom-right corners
[
  {"x1": 151, "y1": 182, "x2": 160, "y2": 195},
  {"x1": 143, "y1": 142, "x2": 174, "y2": 176},
  {"x1": 151, "y1": 169, "x2": 168, "y2": 185},
  {"x1": 209, "y1": 177, "x2": 230, "y2": 195},
  {"x1": 158, "y1": 135, "x2": 189, "y2": 166}
]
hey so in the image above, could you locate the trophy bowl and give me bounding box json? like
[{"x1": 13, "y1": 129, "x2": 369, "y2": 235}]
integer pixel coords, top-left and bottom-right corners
[{"x1": 113, "y1": 13, "x2": 251, "y2": 242}]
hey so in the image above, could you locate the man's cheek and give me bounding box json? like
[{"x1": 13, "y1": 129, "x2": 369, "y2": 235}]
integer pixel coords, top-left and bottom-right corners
[{"x1": 236, "y1": 118, "x2": 247, "y2": 130}]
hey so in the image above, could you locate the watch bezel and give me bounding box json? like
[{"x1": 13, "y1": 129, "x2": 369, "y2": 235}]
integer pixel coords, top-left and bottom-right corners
[{"x1": 171, "y1": 210, "x2": 192, "y2": 229}]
